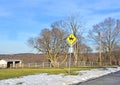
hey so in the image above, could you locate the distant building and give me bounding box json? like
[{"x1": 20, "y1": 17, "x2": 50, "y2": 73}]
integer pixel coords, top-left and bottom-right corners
[{"x1": 0, "y1": 59, "x2": 22, "y2": 68}]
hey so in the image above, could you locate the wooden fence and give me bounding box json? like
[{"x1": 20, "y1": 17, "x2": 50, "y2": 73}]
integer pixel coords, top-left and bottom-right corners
[
  {"x1": 20, "y1": 61, "x2": 118, "y2": 68},
  {"x1": 1, "y1": 61, "x2": 119, "y2": 69}
]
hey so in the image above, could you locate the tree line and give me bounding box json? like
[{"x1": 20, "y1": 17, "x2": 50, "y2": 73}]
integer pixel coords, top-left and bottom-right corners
[{"x1": 28, "y1": 16, "x2": 120, "y2": 67}]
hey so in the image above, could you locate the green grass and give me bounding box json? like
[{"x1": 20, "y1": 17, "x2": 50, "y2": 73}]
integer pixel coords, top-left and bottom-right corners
[{"x1": 0, "y1": 67, "x2": 97, "y2": 80}]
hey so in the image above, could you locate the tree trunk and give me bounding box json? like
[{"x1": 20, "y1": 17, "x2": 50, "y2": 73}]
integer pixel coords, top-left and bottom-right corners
[
  {"x1": 50, "y1": 60, "x2": 59, "y2": 67},
  {"x1": 74, "y1": 43, "x2": 78, "y2": 66}
]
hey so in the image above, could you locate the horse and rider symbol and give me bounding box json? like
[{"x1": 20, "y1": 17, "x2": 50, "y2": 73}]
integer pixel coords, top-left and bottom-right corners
[{"x1": 69, "y1": 36, "x2": 74, "y2": 41}]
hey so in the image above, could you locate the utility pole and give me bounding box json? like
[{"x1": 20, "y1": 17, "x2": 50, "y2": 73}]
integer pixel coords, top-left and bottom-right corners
[{"x1": 98, "y1": 32, "x2": 102, "y2": 66}]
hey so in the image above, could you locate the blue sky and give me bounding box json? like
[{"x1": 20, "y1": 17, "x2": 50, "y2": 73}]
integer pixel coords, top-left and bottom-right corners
[{"x1": 0, "y1": 0, "x2": 120, "y2": 54}]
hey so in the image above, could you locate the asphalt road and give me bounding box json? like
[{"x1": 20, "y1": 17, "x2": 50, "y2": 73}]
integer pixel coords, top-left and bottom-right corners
[{"x1": 75, "y1": 71, "x2": 120, "y2": 85}]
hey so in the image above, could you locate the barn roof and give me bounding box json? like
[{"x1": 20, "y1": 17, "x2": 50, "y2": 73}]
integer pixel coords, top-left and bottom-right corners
[{"x1": 0, "y1": 59, "x2": 22, "y2": 62}]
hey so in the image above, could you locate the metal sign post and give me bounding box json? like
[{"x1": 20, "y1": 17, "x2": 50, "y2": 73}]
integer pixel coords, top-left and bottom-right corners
[
  {"x1": 68, "y1": 46, "x2": 73, "y2": 75},
  {"x1": 66, "y1": 34, "x2": 77, "y2": 75}
]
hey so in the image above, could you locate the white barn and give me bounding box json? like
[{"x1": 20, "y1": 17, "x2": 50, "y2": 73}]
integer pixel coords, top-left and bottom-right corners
[{"x1": 0, "y1": 59, "x2": 22, "y2": 68}]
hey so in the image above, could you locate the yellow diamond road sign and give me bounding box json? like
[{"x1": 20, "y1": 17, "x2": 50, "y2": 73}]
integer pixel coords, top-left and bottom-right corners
[{"x1": 66, "y1": 34, "x2": 77, "y2": 46}]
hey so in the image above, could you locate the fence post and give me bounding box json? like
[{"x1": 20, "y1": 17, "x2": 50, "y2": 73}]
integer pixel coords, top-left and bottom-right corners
[
  {"x1": 43, "y1": 62, "x2": 44, "y2": 68},
  {"x1": 83, "y1": 61, "x2": 86, "y2": 66},
  {"x1": 58, "y1": 62, "x2": 60, "y2": 68},
  {"x1": 22, "y1": 63, "x2": 24, "y2": 68},
  {"x1": 28, "y1": 63, "x2": 30, "y2": 68},
  {"x1": 92, "y1": 62, "x2": 94, "y2": 67},
  {"x1": 35, "y1": 63, "x2": 37, "y2": 68},
  {"x1": 66, "y1": 62, "x2": 68, "y2": 67},
  {"x1": 50, "y1": 63, "x2": 52, "y2": 68}
]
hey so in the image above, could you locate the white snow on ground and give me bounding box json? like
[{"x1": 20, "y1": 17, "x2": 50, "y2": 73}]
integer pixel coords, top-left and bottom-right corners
[{"x1": 0, "y1": 67, "x2": 120, "y2": 85}]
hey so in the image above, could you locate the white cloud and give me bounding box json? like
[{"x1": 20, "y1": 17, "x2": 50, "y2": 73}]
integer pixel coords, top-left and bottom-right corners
[
  {"x1": 17, "y1": 32, "x2": 38, "y2": 41},
  {"x1": 77, "y1": 0, "x2": 120, "y2": 10},
  {"x1": 0, "y1": 41, "x2": 37, "y2": 54},
  {"x1": 36, "y1": 0, "x2": 79, "y2": 17},
  {"x1": 0, "y1": 0, "x2": 120, "y2": 54}
]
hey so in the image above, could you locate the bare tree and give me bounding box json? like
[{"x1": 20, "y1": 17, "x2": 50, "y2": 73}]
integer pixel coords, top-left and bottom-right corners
[
  {"x1": 28, "y1": 28, "x2": 68, "y2": 67},
  {"x1": 52, "y1": 15, "x2": 88, "y2": 65},
  {"x1": 77, "y1": 43, "x2": 92, "y2": 61},
  {"x1": 65, "y1": 15, "x2": 84, "y2": 65},
  {"x1": 89, "y1": 17, "x2": 120, "y2": 65}
]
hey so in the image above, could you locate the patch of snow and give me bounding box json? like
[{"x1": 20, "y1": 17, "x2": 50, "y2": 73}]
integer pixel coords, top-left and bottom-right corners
[{"x1": 0, "y1": 67, "x2": 120, "y2": 85}]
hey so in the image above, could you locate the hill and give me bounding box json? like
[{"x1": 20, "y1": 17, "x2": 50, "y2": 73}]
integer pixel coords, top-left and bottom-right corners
[{"x1": 0, "y1": 53, "x2": 48, "y2": 63}]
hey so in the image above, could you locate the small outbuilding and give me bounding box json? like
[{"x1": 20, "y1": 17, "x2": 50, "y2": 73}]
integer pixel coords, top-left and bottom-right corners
[{"x1": 0, "y1": 59, "x2": 22, "y2": 68}]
